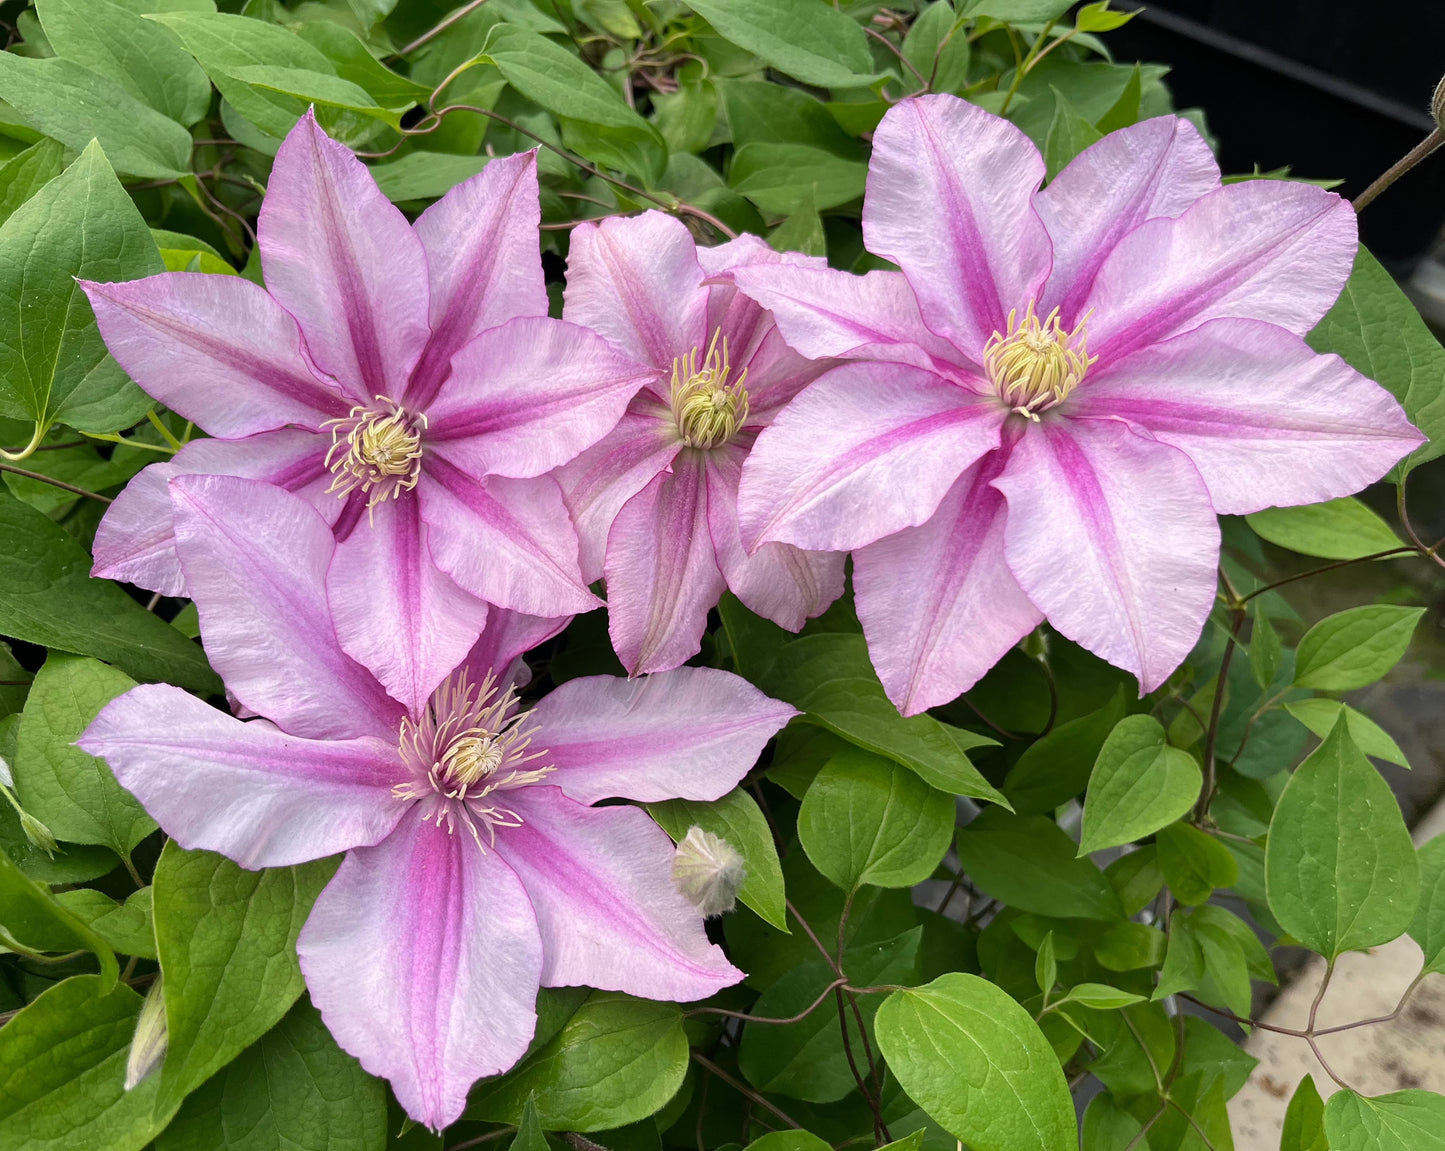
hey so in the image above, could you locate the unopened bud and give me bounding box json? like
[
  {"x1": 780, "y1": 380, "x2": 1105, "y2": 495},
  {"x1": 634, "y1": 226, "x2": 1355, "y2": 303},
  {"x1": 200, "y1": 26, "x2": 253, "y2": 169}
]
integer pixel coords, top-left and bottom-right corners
[
  {"x1": 125, "y1": 975, "x2": 167, "y2": 1091},
  {"x1": 672, "y1": 826, "x2": 746, "y2": 917},
  {"x1": 19, "y1": 811, "x2": 58, "y2": 856},
  {"x1": 1434, "y1": 74, "x2": 1445, "y2": 130}
]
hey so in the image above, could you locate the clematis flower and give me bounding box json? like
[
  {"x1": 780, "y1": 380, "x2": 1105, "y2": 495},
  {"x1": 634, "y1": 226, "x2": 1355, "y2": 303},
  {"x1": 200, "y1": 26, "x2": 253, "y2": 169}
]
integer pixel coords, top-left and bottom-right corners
[
  {"x1": 732, "y1": 96, "x2": 1424, "y2": 715},
  {"x1": 557, "y1": 212, "x2": 846, "y2": 673},
  {"x1": 82, "y1": 111, "x2": 654, "y2": 715},
  {"x1": 80, "y1": 476, "x2": 796, "y2": 1131}
]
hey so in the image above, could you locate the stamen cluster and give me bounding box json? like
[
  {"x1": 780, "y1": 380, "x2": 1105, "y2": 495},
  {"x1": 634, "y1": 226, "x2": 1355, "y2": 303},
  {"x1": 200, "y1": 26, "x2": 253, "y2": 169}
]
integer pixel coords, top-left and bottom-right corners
[
  {"x1": 983, "y1": 301, "x2": 1095, "y2": 420},
  {"x1": 394, "y1": 671, "x2": 552, "y2": 849},
  {"x1": 324, "y1": 397, "x2": 427, "y2": 509},
  {"x1": 670, "y1": 329, "x2": 750, "y2": 449}
]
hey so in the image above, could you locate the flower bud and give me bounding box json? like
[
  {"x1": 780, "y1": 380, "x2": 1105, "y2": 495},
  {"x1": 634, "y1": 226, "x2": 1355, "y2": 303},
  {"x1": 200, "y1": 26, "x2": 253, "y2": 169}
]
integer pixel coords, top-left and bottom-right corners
[
  {"x1": 125, "y1": 975, "x2": 167, "y2": 1091},
  {"x1": 19, "y1": 811, "x2": 58, "y2": 856},
  {"x1": 671, "y1": 826, "x2": 746, "y2": 918}
]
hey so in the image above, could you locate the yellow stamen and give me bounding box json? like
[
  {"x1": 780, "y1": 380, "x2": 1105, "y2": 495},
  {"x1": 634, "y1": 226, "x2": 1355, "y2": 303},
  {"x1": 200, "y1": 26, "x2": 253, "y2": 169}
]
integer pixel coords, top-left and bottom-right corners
[
  {"x1": 670, "y1": 329, "x2": 750, "y2": 449},
  {"x1": 322, "y1": 396, "x2": 427, "y2": 515},
  {"x1": 982, "y1": 301, "x2": 1096, "y2": 420}
]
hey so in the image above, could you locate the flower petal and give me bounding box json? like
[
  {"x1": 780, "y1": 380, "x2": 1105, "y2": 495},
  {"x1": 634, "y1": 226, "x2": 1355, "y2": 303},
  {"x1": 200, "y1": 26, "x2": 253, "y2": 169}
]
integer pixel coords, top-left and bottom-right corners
[
  {"x1": 531, "y1": 665, "x2": 797, "y2": 804},
  {"x1": 329, "y1": 495, "x2": 491, "y2": 717},
  {"x1": 461, "y1": 609, "x2": 573, "y2": 690},
  {"x1": 555, "y1": 396, "x2": 681, "y2": 582},
  {"x1": 81, "y1": 273, "x2": 352, "y2": 434},
  {"x1": 1083, "y1": 179, "x2": 1357, "y2": 363},
  {"x1": 1069, "y1": 318, "x2": 1425, "y2": 513},
  {"x1": 729, "y1": 264, "x2": 974, "y2": 375},
  {"x1": 563, "y1": 211, "x2": 708, "y2": 372},
  {"x1": 1036, "y1": 115, "x2": 1219, "y2": 322},
  {"x1": 406, "y1": 151, "x2": 548, "y2": 408},
  {"x1": 604, "y1": 455, "x2": 725, "y2": 675},
  {"x1": 994, "y1": 418, "x2": 1219, "y2": 693},
  {"x1": 863, "y1": 94, "x2": 1052, "y2": 358},
  {"x1": 170, "y1": 475, "x2": 404, "y2": 740},
  {"x1": 424, "y1": 316, "x2": 653, "y2": 479},
  {"x1": 259, "y1": 111, "x2": 431, "y2": 399},
  {"x1": 854, "y1": 452, "x2": 1043, "y2": 715},
  {"x1": 736, "y1": 361, "x2": 1005, "y2": 552},
  {"x1": 92, "y1": 429, "x2": 334, "y2": 596},
  {"x1": 501, "y1": 787, "x2": 741, "y2": 1001},
  {"x1": 299, "y1": 807, "x2": 542, "y2": 1131},
  {"x1": 420, "y1": 460, "x2": 599, "y2": 616},
  {"x1": 80, "y1": 684, "x2": 404, "y2": 868},
  {"x1": 705, "y1": 443, "x2": 846, "y2": 631}
]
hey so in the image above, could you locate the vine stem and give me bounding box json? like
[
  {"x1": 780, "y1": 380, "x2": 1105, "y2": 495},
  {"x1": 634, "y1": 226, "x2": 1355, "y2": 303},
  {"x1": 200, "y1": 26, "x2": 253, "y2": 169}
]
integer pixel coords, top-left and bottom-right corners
[
  {"x1": 0, "y1": 462, "x2": 112, "y2": 504},
  {"x1": 684, "y1": 977, "x2": 849, "y2": 1024},
  {"x1": 1194, "y1": 581, "x2": 1246, "y2": 824},
  {"x1": 689, "y1": 1050, "x2": 803, "y2": 1130},
  {"x1": 0, "y1": 422, "x2": 44, "y2": 463},
  {"x1": 394, "y1": 0, "x2": 493, "y2": 59},
  {"x1": 1241, "y1": 546, "x2": 1420, "y2": 601},
  {"x1": 1354, "y1": 127, "x2": 1445, "y2": 213}
]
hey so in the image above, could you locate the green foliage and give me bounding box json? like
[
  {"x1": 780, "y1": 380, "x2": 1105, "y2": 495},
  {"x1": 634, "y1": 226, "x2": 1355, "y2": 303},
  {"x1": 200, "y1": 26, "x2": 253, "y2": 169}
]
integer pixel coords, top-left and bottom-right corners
[
  {"x1": 1247, "y1": 496, "x2": 1404, "y2": 559},
  {"x1": 1292, "y1": 604, "x2": 1424, "y2": 691},
  {"x1": 1079, "y1": 715, "x2": 1201, "y2": 853}
]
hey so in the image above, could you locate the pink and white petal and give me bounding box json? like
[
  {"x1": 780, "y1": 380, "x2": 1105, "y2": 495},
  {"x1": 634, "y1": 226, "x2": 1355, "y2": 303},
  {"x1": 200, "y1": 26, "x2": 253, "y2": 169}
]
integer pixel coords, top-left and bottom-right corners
[
  {"x1": 423, "y1": 316, "x2": 654, "y2": 479},
  {"x1": 863, "y1": 95, "x2": 1052, "y2": 358},
  {"x1": 737, "y1": 327, "x2": 837, "y2": 423},
  {"x1": 299, "y1": 807, "x2": 542, "y2": 1132},
  {"x1": 854, "y1": 454, "x2": 1043, "y2": 716},
  {"x1": 1070, "y1": 319, "x2": 1424, "y2": 513},
  {"x1": 695, "y1": 231, "x2": 828, "y2": 278},
  {"x1": 531, "y1": 666, "x2": 797, "y2": 804},
  {"x1": 554, "y1": 398, "x2": 681, "y2": 582},
  {"x1": 705, "y1": 443, "x2": 845, "y2": 630},
  {"x1": 563, "y1": 212, "x2": 709, "y2": 372},
  {"x1": 500, "y1": 788, "x2": 741, "y2": 1001},
  {"x1": 1084, "y1": 180, "x2": 1358, "y2": 363},
  {"x1": 259, "y1": 111, "x2": 431, "y2": 400},
  {"x1": 406, "y1": 151, "x2": 548, "y2": 408},
  {"x1": 604, "y1": 457, "x2": 725, "y2": 676},
  {"x1": 729, "y1": 264, "x2": 977, "y2": 374},
  {"x1": 420, "y1": 461, "x2": 600, "y2": 616},
  {"x1": 1037, "y1": 116, "x2": 1220, "y2": 322},
  {"x1": 91, "y1": 429, "x2": 336, "y2": 596},
  {"x1": 329, "y1": 496, "x2": 491, "y2": 717},
  {"x1": 171, "y1": 475, "x2": 404, "y2": 740},
  {"x1": 460, "y1": 609, "x2": 573, "y2": 690},
  {"x1": 81, "y1": 274, "x2": 352, "y2": 435},
  {"x1": 994, "y1": 418, "x2": 1220, "y2": 694},
  {"x1": 736, "y1": 361, "x2": 1005, "y2": 553},
  {"x1": 80, "y1": 684, "x2": 405, "y2": 868}
]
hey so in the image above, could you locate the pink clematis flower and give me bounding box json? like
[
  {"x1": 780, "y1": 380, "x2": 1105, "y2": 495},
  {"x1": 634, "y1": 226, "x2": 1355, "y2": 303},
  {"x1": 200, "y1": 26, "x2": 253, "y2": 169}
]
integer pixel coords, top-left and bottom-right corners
[
  {"x1": 732, "y1": 96, "x2": 1424, "y2": 715},
  {"x1": 556, "y1": 211, "x2": 846, "y2": 674},
  {"x1": 82, "y1": 111, "x2": 654, "y2": 716},
  {"x1": 80, "y1": 476, "x2": 796, "y2": 1131}
]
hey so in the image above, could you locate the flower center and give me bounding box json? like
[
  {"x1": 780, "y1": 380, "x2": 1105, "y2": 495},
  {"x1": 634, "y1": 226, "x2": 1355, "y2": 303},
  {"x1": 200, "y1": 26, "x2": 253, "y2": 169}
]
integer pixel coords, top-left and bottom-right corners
[
  {"x1": 323, "y1": 396, "x2": 427, "y2": 511},
  {"x1": 983, "y1": 301, "x2": 1095, "y2": 420},
  {"x1": 394, "y1": 670, "x2": 552, "y2": 849},
  {"x1": 670, "y1": 329, "x2": 749, "y2": 449}
]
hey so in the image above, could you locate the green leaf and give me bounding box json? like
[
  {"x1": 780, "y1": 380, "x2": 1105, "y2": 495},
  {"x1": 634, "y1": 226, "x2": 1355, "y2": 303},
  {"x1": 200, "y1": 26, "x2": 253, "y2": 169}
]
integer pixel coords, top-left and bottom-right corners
[
  {"x1": 797, "y1": 747, "x2": 954, "y2": 891},
  {"x1": 1293, "y1": 605, "x2": 1424, "y2": 691},
  {"x1": 36, "y1": 0, "x2": 212, "y2": 126},
  {"x1": 1034, "y1": 930, "x2": 1056, "y2": 994},
  {"x1": 1052, "y1": 982, "x2": 1145, "y2": 1011},
  {"x1": 743, "y1": 1134, "x2": 830, "y2": 1151},
  {"x1": 728, "y1": 142, "x2": 867, "y2": 216},
  {"x1": 1081, "y1": 1093, "x2": 1146, "y2": 1151},
  {"x1": 0, "y1": 56, "x2": 192, "y2": 179},
  {"x1": 54, "y1": 886, "x2": 155, "y2": 958},
  {"x1": 737, "y1": 927, "x2": 921, "y2": 1103},
  {"x1": 1095, "y1": 920, "x2": 1166, "y2": 972},
  {"x1": 467, "y1": 992, "x2": 688, "y2": 1132},
  {"x1": 903, "y1": 2, "x2": 970, "y2": 95},
  {"x1": 1247, "y1": 496, "x2": 1404, "y2": 560},
  {"x1": 875, "y1": 972, "x2": 1075, "y2": 1151},
  {"x1": 652, "y1": 63, "x2": 718, "y2": 155},
  {"x1": 1281, "y1": 1075, "x2": 1329, "y2": 1151},
  {"x1": 1043, "y1": 88, "x2": 1101, "y2": 180},
  {"x1": 1409, "y1": 834, "x2": 1445, "y2": 976},
  {"x1": 1284, "y1": 699, "x2": 1409, "y2": 767},
  {"x1": 293, "y1": 21, "x2": 429, "y2": 109},
  {"x1": 1250, "y1": 610, "x2": 1282, "y2": 691},
  {"x1": 227, "y1": 66, "x2": 400, "y2": 130},
  {"x1": 1307, "y1": 244, "x2": 1445, "y2": 478},
  {"x1": 762, "y1": 634, "x2": 1005, "y2": 804},
  {"x1": 509, "y1": 1096, "x2": 547, "y2": 1151},
  {"x1": 648, "y1": 787, "x2": 787, "y2": 930},
  {"x1": 0, "y1": 850, "x2": 118, "y2": 986},
  {"x1": 1093, "y1": 63, "x2": 1142, "y2": 134},
  {"x1": 685, "y1": 0, "x2": 879, "y2": 88},
  {"x1": 0, "y1": 491, "x2": 220, "y2": 693},
  {"x1": 0, "y1": 141, "x2": 165, "y2": 434},
  {"x1": 368, "y1": 153, "x2": 490, "y2": 203},
  {"x1": 1074, "y1": 1, "x2": 1138, "y2": 32},
  {"x1": 0, "y1": 138, "x2": 65, "y2": 229},
  {"x1": 960, "y1": 0, "x2": 1075, "y2": 20},
  {"x1": 13, "y1": 655, "x2": 154, "y2": 858},
  {"x1": 1002, "y1": 688, "x2": 1126, "y2": 816},
  {"x1": 954, "y1": 808, "x2": 1122, "y2": 920},
  {"x1": 1324, "y1": 1089, "x2": 1445, "y2": 1151},
  {"x1": 768, "y1": 191, "x2": 827, "y2": 258},
  {"x1": 1079, "y1": 716, "x2": 1202, "y2": 854},
  {"x1": 156, "y1": 997, "x2": 386, "y2": 1151},
  {"x1": 153, "y1": 841, "x2": 338, "y2": 1114},
  {"x1": 0, "y1": 975, "x2": 179, "y2": 1151},
  {"x1": 1266, "y1": 719, "x2": 1419, "y2": 959},
  {"x1": 1155, "y1": 822, "x2": 1238, "y2": 905}
]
